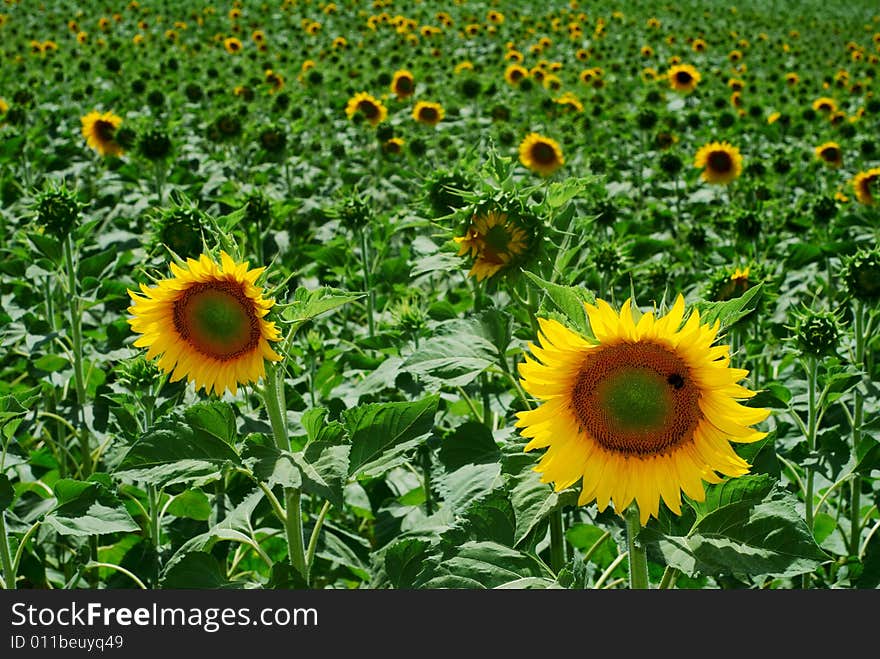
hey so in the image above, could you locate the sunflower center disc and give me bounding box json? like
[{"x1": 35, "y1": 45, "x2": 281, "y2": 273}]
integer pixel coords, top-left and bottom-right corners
[
  {"x1": 675, "y1": 71, "x2": 692, "y2": 84},
  {"x1": 358, "y1": 101, "x2": 379, "y2": 119},
  {"x1": 420, "y1": 107, "x2": 438, "y2": 122},
  {"x1": 94, "y1": 120, "x2": 116, "y2": 142},
  {"x1": 174, "y1": 282, "x2": 259, "y2": 360},
  {"x1": 571, "y1": 342, "x2": 702, "y2": 456},
  {"x1": 707, "y1": 151, "x2": 732, "y2": 173},
  {"x1": 531, "y1": 142, "x2": 557, "y2": 165}
]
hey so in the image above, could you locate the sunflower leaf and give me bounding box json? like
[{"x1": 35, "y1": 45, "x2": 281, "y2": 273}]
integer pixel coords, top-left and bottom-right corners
[
  {"x1": 402, "y1": 319, "x2": 497, "y2": 388},
  {"x1": 345, "y1": 396, "x2": 438, "y2": 479},
  {"x1": 420, "y1": 541, "x2": 554, "y2": 589},
  {"x1": 694, "y1": 283, "x2": 763, "y2": 330},
  {"x1": 688, "y1": 473, "x2": 776, "y2": 519},
  {"x1": 522, "y1": 270, "x2": 595, "y2": 336},
  {"x1": 43, "y1": 479, "x2": 140, "y2": 537},
  {"x1": 284, "y1": 286, "x2": 364, "y2": 335}
]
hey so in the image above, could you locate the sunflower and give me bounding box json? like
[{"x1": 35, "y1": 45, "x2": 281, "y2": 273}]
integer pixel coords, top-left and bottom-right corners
[
  {"x1": 785, "y1": 72, "x2": 800, "y2": 86},
  {"x1": 454, "y1": 209, "x2": 532, "y2": 281},
  {"x1": 516, "y1": 295, "x2": 769, "y2": 525},
  {"x1": 812, "y1": 97, "x2": 837, "y2": 113},
  {"x1": 692, "y1": 38, "x2": 707, "y2": 52},
  {"x1": 814, "y1": 142, "x2": 843, "y2": 168},
  {"x1": 264, "y1": 69, "x2": 284, "y2": 94},
  {"x1": 390, "y1": 70, "x2": 416, "y2": 99},
  {"x1": 224, "y1": 37, "x2": 243, "y2": 54},
  {"x1": 667, "y1": 63, "x2": 701, "y2": 92},
  {"x1": 412, "y1": 101, "x2": 444, "y2": 126},
  {"x1": 851, "y1": 167, "x2": 880, "y2": 205},
  {"x1": 694, "y1": 141, "x2": 743, "y2": 185},
  {"x1": 127, "y1": 252, "x2": 282, "y2": 397},
  {"x1": 504, "y1": 63, "x2": 529, "y2": 85},
  {"x1": 81, "y1": 110, "x2": 124, "y2": 157},
  {"x1": 345, "y1": 91, "x2": 388, "y2": 126},
  {"x1": 519, "y1": 133, "x2": 564, "y2": 176},
  {"x1": 382, "y1": 137, "x2": 404, "y2": 155}
]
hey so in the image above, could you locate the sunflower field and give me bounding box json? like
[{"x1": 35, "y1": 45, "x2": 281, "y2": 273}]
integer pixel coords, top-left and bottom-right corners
[{"x1": 0, "y1": 0, "x2": 879, "y2": 594}]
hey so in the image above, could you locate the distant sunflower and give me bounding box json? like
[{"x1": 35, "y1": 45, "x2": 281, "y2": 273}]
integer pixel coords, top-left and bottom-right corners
[
  {"x1": 694, "y1": 141, "x2": 743, "y2": 184},
  {"x1": 412, "y1": 101, "x2": 444, "y2": 126},
  {"x1": 224, "y1": 37, "x2": 243, "y2": 54},
  {"x1": 345, "y1": 91, "x2": 388, "y2": 126},
  {"x1": 390, "y1": 70, "x2": 416, "y2": 99},
  {"x1": 785, "y1": 72, "x2": 799, "y2": 86},
  {"x1": 454, "y1": 208, "x2": 533, "y2": 281},
  {"x1": 812, "y1": 97, "x2": 837, "y2": 114},
  {"x1": 516, "y1": 295, "x2": 769, "y2": 525},
  {"x1": 519, "y1": 133, "x2": 564, "y2": 176},
  {"x1": 668, "y1": 63, "x2": 701, "y2": 93},
  {"x1": 128, "y1": 252, "x2": 282, "y2": 397},
  {"x1": 814, "y1": 142, "x2": 843, "y2": 168},
  {"x1": 504, "y1": 63, "x2": 529, "y2": 85},
  {"x1": 851, "y1": 167, "x2": 880, "y2": 205},
  {"x1": 81, "y1": 110, "x2": 124, "y2": 157}
]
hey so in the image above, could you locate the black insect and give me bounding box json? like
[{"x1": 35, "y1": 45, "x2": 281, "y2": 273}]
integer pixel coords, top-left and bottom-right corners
[{"x1": 667, "y1": 373, "x2": 685, "y2": 390}]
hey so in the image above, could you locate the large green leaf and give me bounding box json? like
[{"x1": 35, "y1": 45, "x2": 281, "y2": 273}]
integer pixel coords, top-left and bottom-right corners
[
  {"x1": 644, "y1": 489, "x2": 829, "y2": 579},
  {"x1": 694, "y1": 284, "x2": 763, "y2": 330},
  {"x1": 183, "y1": 401, "x2": 237, "y2": 446},
  {"x1": 44, "y1": 479, "x2": 140, "y2": 537},
  {"x1": 438, "y1": 421, "x2": 501, "y2": 470},
  {"x1": 402, "y1": 320, "x2": 496, "y2": 389},
  {"x1": 0, "y1": 474, "x2": 15, "y2": 512},
  {"x1": 383, "y1": 538, "x2": 432, "y2": 589},
  {"x1": 284, "y1": 286, "x2": 364, "y2": 335},
  {"x1": 161, "y1": 551, "x2": 241, "y2": 589},
  {"x1": 688, "y1": 473, "x2": 776, "y2": 519},
  {"x1": 421, "y1": 541, "x2": 554, "y2": 589},
  {"x1": 505, "y1": 452, "x2": 575, "y2": 546},
  {"x1": 522, "y1": 271, "x2": 594, "y2": 336},
  {"x1": 345, "y1": 396, "x2": 438, "y2": 478}
]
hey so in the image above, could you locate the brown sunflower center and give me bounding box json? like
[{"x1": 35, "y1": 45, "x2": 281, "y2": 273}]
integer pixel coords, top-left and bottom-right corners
[
  {"x1": 510, "y1": 69, "x2": 524, "y2": 82},
  {"x1": 358, "y1": 100, "x2": 379, "y2": 119},
  {"x1": 821, "y1": 147, "x2": 840, "y2": 161},
  {"x1": 419, "y1": 106, "x2": 439, "y2": 122},
  {"x1": 707, "y1": 150, "x2": 733, "y2": 173},
  {"x1": 395, "y1": 77, "x2": 413, "y2": 93},
  {"x1": 530, "y1": 141, "x2": 558, "y2": 165},
  {"x1": 675, "y1": 70, "x2": 693, "y2": 84},
  {"x1": 94, "y1": 120, "x2": 117, "y2": 143},
  {"x1": 173, "y1": 281, "x2": 261, "y2": 360},
  {"x1": 571, "y1": 342, "x2": 701, "y2": 456}
]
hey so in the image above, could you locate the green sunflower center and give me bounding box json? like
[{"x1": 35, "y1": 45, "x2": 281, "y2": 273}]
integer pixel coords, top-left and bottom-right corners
[
  {"x1": 174, "y1": 281, "x2": 260, "y2": 360},
  {"x1": 571, "y1": 342, "x2": 702, "y2": 456}
]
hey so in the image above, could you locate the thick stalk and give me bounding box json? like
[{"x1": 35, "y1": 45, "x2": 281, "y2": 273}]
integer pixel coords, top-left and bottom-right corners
[
  {"x1": 0, "y1": 513, "x2": 15, "y2": 589},
  {"x1": 359, "y1": 228, "x2": 375, "y2": 338},
  {"x1": 625, "y1": 505, "x2": 649, "y2": 589},
  {"x1": 549, "y1": 508, "x2": 565, "y2": 573},
  {"x1": 850, "y1": 301, "x2": 865, "y2": 556},
  {"x1": 658, "y1": 565, "x2": 679, "y2": 590},
  {"x1": 63, "y1": 235, "x2": 91, "y2": 476},
  {"x1": 262, "y1": 364, "x2": 308, "y2": 583},
  {"x1": 148, "y1": 484, "x2": 160, "y2": 588},
  {"x1": 802, "y1": 356, "x2": 818, "y2": 589}
]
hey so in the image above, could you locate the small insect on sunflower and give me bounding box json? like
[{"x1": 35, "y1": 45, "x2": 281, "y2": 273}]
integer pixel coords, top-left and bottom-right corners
[
  {"x1": 519, "y1": 133, "x2": 564, "y2": 176},
  {"x1": 127, "y1": 251, "x2": 282, "y2": 397},
  {"x1": 694, "y1": 141, "x2": 743, "y2": 185},
  {"x1": 516, "y1": 295, "x2": 770, "y2": 525}
]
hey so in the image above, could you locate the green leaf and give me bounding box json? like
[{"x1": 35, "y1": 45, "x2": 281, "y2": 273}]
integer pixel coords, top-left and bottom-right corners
[
  {"x1": 27, "y1": 232, "x2": 62, "y2": 262},
  {"x1": 0, "y1": 474, "x2": 14, "y2": 512},
  {"x1": 184, "y1": 401, "x2": 237, "y2": 446},
  {"x1": 422, "y1": 541, "x2": 554, "y2": 589},
  {"x1": 688, "y1": 474, "x2": 776, "y2": 519},
  {"x1": 383, "y1": 538, "x2": 432, "y2": 589},
  {"x1": 301, "y1": 441, "x2": 350, "y2": 508},
  {"x1": 694, "y1": 284, "x2": 763, "y2": 330},
  {"x1": 167, "y1": 490, "x2": 212, "y2": 521},
  {"x1": 345, "y1": 396, "x2": 438, "y2": 478},
  {"x1": 505, "y1": 452, "x2": 574, "y2": 546},
  {"x1": 161, "y1": 552, "x2": 240, "y2": 589},
  {"x1": 644, "y1": 489, "x2": 829, "y2": 579},
  {"x1": 284, "y1": 286, "x2": 364, "y2": 335},
  {"x1": 402, "y1": 320, "x2": 497, "y2": 389},
  {"x1": 854, "y1": 436, "x2": 880, "y2": 475},
  {"x1": 32, "y1": 354, "x2": 69, "y2": 372},
  {"x1": 522, "y1": 270, "x2": 594, "y2": 336},
  {"x1": 78, "y1": 251, "x2": 117, "y2": 280},
  {"x1": 438, "y1": 421, "x2": 501, "y2": 470},
  {"x1": 44, "y1": 479, "x2": 140, "y2": 537},
  {"x1": 241, "y1": 434, "x2": 302, "y2": 489},
  {"x1": 437, "y1": 463, "x2": 502, "y2": 515},
  {"x1": 546, "y1": 177, "x2": 593, "y2": 209}
]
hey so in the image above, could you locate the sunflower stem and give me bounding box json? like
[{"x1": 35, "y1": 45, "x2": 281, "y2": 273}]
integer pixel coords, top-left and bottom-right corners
[
  {"x1": 625, "y1": 505, "x2": 649, "y2": 589},
  {"x1": 549, "y1": 508, "x2": 565, "y2": 574},
  {"x1": 63, "y1": 234, "x2": 92, "y2": 477},
  {"x1": 262, "y1": 362, "x2": 308, "y2": 584},
  {"x1": 148, "y1": 484, "x2": 160, "y2": 588},
  {"x1": 802, "y1": 355, "x2": 819, "y2": 589},
  {"x1": 0, "y1": 513, "x2": 16, "y2": 590},
  {"x1": 359, "y1": 227, "x2": 375, "y2": 339},
  {"x1": 849, "y1": 300, "x2": 865, "y2": 556},
  {"x1": 658, "y1": 565, "x2": 679, "y2": 590}
]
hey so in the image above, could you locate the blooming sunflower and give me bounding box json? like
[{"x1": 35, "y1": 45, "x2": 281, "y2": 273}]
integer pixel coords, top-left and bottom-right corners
[
  {"x1": 412, "y1": 101, "x2": 444, "y2": 126},
  {"x1": 694, "y1": 141, "x2": 743, "y2": 185},
  {"x1": 668, "y1": 63, "x2": 701, "y2": 92},
  {"x1": 814, "y1": 142, "x2": 843, "y2": 168},
  {"x1": 516, "y1": 296, "x2": 769, "y2": 525},
  {"x1": 812, "y1": 97, "x2": 837, "y2": 114},
  {"x1": 81, "y1": 110, "x2": 124, "y2": 157},
  {"x1": 504, "y1": 63, "x2": 529, "y2": 85},
  {"x1": 390, "y1": 70, "x2": 415, "y2": 99},
  {"x1": 851, "y1": 167, "x2": 880, "y2": 205},
  {"x1": 345, "y1": 92, "x2": 388, "y2": 126},
  {"x1": 454, "y1": 208, "x2": 533, "y2": 281},
  {"x1": 519, "y1": 133, "x2": 564, "y2": 176},
  {"x1": 127, "y1": 252, "x2": 282, "y2": 396},
  {"x1": 224, "y1": 37, "x2": 243, "y2": 54}
]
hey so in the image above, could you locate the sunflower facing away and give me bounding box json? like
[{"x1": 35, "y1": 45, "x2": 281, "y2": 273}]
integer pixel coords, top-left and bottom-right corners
[
  {"x1": 694, "y1": 141, "x2": 743, "y2": 185},
  {"x1": 345, "y1": 91, "x2": 388, "y2": 126},
  {"x1": 851, "y1": 167, "x2": 880, "y2": 205},
  {"x1": 667, "y1": 63, "x2": 701, "y2": 93},
  {"x1": 454, "y1": 209, "x2": 532, "y2": 281},
  {"x1": 81, "y1": 110, "x2": 124, "y2": 157},
  {"x1": 516, "y1": 296, "x2": 769, "y2": 524},
  {"x1": 128, "y1": 252, "x2": 282, "y2": 396},
  {"x1": 519, "y1": 133, "x2": 564, "y2": 176}
]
